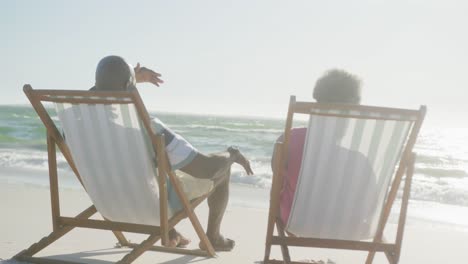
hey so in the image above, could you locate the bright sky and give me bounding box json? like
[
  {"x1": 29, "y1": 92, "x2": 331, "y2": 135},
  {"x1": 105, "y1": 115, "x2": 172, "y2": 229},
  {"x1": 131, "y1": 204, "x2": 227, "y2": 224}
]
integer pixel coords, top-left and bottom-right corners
[{"x1": 1, "y1": 0, "x2": 467, "y2": 127}]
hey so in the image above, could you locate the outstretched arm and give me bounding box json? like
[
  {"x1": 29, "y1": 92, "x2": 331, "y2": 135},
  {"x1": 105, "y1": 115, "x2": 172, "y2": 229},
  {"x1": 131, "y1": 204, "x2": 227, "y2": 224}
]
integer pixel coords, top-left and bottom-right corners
[
  {"x1": 134, "y1": 63, "x2": 164, "y2": 87},
  {"x1": 180, "y1": 147, "x2": 254, "y2": 180}
]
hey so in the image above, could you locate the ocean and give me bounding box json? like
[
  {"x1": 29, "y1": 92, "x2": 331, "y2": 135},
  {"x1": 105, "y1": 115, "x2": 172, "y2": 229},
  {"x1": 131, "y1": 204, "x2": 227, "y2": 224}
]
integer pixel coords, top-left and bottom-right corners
[{"x1": 1, "y1": 105, "x2": 468, "y2": 212}]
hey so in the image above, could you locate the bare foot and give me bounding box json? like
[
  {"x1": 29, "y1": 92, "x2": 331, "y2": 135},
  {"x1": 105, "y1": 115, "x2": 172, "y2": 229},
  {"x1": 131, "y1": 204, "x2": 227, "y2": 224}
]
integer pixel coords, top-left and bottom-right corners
[
  {"x1": 200, "y1": 235, "x2": 235, "y2": 252},
  {"x1": 178, "y1": 234, "x2": 191, "y2": 248},
  {"x1": 228, "y1": 146, "x2": 254, "y2": 175},
  {"x1": 168, "y1": 229, "x2": 191, "y2": 248}
]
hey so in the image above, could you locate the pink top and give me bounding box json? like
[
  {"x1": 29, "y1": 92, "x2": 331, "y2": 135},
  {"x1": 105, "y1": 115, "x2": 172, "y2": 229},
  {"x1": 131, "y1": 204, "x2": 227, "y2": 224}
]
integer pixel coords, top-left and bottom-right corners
[{"x1": 278, "y1": 127, "x2": 307, "y2": 225}]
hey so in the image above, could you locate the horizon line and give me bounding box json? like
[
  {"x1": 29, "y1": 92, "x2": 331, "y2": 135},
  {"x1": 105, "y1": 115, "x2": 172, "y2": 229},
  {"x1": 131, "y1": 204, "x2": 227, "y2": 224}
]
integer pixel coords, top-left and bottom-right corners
[{"x1": 0, "y1": 103, "x2": 286, "y2": 121}]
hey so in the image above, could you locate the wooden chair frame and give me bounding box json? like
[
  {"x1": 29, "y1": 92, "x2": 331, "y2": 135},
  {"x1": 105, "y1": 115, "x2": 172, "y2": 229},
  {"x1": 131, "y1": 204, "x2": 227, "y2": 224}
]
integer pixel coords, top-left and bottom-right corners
[
  {"x1": 263, "y1": 96, "x2": 426, "y2": 264},
  {"x1": 14, "y1": 85, "x2": 216, "y2": 264}
]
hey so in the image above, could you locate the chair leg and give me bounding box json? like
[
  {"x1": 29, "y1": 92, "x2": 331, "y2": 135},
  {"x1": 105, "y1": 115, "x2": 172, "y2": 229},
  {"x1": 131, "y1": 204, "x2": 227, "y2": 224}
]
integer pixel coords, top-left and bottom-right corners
[
  {"x1": 263, "y1": 214, "x2": 276, "y2": 263},
  {"x1": 117, "y1": 233, "x2": 160, "y2": 264},
  {"x1": 385, "y1": 251, "x2": 398, "y2": 264},
  {"x1": 276, "y1": 221, "x2": 291, "y2": 263},
  {"x1": 367, "y1": 249, "x2": 397, "y2": 264},
  {"x1": 189, "y1": 213, "x2": 216, "y2": 257},
  {"x1": 112, "y1": 231, "x2": 130, "y2": 247},
  {"x1": 15, "y1": 205, "x2": 97, "y2": 259},
  {"x1": 264, "y1": 240, "x2": 273, "y2": 264},
  {"x1": 102, "y1": 215, "x2": 130, "y2": 247},
  {"x1": 167, "y1": 171, "x2": 216, "y2": 257},
  {"x1": 15, "y1": 227, "x2": 74, "y2": 260},
  {"x1": 365, "y1": 250, "x2": 376, "y2": 264}
]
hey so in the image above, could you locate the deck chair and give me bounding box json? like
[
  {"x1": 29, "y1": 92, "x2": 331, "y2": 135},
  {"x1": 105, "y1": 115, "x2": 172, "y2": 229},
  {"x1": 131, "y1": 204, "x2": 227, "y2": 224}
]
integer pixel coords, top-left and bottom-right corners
[
  {"x1": 15, "y1": 85, "x2": 216, "y2": 264},
  {"x1": 264, "y1": 96, "x2": 426, "y2": 264}
]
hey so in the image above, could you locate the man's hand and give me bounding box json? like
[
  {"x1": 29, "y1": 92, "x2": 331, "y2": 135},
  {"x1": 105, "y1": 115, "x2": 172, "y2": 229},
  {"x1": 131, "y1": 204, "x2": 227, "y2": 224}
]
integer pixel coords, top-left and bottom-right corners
[
  {"x1": 228, "y1": 146, "x2": 254, "y2": 175},
  {"x1": 134, "y1": 63, "x2": 164, "y2": 87}
]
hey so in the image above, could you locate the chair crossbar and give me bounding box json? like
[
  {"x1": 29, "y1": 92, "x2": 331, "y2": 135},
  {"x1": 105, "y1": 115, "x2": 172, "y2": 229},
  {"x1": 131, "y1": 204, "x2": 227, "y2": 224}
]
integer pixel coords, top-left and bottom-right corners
[
  {"x1": 271, "y1": 236, "x2": 396, "y2": 252},
  {"x1": 59, "y1": 217, "x2": 161, "y2": 234},
  {"x1": 38, "y1": 96, "x2": 134, "y2": 104},
  {"x1": 127, "y1": 243, "x2": 211, "y2": 257},
  {"x1": 30, "y1": 88, "x2": 134, "y2": 98},
  {"x1": 302, "y1": 111, "x2": 417, "y2": 122},
  {"x1": 293, "y1": 101, "x2": 421, "y2": 118},
  {"x1": 266, "y1": 260, "x2": 326, "y2": 264}
]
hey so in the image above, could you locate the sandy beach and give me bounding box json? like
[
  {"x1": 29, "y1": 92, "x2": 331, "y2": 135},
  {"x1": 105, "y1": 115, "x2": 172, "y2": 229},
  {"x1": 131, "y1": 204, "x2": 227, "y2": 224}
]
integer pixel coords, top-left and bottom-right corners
[
  {"x1": 2, "y1": 178, "x2": 468, "y2": 264},
  {"x1": 2, "y1": 106, "x2": 468, "y2": 264},
  {"x1": 3, "y1": 0, "x2": 468, "y2": 262}
]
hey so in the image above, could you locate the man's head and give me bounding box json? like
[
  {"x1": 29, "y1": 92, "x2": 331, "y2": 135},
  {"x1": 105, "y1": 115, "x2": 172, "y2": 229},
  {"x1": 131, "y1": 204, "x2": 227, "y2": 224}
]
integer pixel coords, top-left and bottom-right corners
[
  {"x1": 313, "y1": 69, "x2": 361, "y2": 104},
  {"x1": 94, "y1": 56, "x2": 136, "y2": 91}
]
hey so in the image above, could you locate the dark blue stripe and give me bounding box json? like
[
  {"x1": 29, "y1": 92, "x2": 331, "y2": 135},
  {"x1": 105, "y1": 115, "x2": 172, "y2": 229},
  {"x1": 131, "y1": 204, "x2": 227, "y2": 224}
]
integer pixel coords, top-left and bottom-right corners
[{"x1": 160, "y1": 127, "x2": 175, "y2": 146}]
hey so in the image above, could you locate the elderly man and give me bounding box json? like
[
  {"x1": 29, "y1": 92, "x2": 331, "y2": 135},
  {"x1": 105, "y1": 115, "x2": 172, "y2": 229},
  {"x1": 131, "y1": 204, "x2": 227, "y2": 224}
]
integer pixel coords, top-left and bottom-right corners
[{"x1": 92, "y1": 55, "x2": 253, "y2": 251}]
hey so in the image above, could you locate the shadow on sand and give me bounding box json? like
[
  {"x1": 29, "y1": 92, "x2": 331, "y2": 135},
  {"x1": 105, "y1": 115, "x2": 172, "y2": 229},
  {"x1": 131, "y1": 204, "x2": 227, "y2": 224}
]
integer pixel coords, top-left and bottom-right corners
[{"x1": 1, "y1": 248, "x2": 211, "y2": 264}]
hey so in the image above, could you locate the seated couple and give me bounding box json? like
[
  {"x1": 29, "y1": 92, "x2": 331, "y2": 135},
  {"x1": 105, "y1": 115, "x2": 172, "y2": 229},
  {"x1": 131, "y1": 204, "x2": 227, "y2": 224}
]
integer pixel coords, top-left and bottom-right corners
[
  {"x1": 92, "y1": 56, "x2": 253, "y2": 251},
  {"x1": 91, "y1": 55, "x2": 362, "y2": 251}
]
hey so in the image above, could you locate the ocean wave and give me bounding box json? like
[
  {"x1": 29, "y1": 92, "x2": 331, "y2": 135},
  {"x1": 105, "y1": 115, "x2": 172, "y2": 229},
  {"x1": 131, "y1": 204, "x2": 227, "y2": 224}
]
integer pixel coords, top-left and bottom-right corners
[
  {"x1": 416, "y1": 154, "x2": 451, "y2": 165},
  {"x1": 3, "y1": 146, "x2": 468, "y2": 208},
  {"x1": 228, "y1": 122, "x2": 265, "y2": 127},
  {"x1": 416, "y1": 152, "x2": 468, "y2": 164},
  {"x1": 230, "y1": 171, "x2": 272, "y2": 189},
  {"x1": 2, "y1": 106, "x2": 468, "y2": 208},
  {"x1": 0, "y1": 149, "x2": 69, "y2": 171},
  {"x1": 415, "y1": 167, "x2": 468, "y2": 178},
  {"x1": 166, "y1": 124, "x2": 283, "y2": 134},
  {"x1": 410, "y1": 178, "x2": 468, "y2": 207}
]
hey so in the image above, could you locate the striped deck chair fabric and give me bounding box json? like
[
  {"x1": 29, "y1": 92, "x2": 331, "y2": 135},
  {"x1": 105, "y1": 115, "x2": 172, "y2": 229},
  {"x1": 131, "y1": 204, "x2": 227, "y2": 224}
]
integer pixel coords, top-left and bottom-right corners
[
  {"x1": 286, "y1": 108, "x2": 415, "y2": 241},
  {"x1": 54, "y1": 101, "x2": 212, "y2": 226}
]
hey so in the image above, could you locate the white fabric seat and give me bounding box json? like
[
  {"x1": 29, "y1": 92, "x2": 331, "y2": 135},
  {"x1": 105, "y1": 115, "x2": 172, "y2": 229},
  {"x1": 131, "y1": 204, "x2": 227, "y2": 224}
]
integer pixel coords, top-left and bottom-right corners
[
  {"x1": 55, "y1": 102, "x2": 212, "y2": 226},
  {"x1": 286, "y1": 109, "x2": 413, "y2": 241}
]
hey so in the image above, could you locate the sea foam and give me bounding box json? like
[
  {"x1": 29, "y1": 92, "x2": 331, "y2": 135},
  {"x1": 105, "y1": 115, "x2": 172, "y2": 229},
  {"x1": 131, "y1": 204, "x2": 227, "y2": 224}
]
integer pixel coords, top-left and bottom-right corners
[{"x1": 1, "y1": 106, "x2": 468, "y2": 208}]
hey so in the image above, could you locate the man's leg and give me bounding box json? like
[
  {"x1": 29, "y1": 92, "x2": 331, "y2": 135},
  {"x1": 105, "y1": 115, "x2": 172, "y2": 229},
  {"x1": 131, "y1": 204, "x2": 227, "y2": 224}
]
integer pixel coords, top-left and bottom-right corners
[
  {"x1": 204, "y1": 168, "x2": 234, "y2": 250},
  {"x1": 173, "y1": 147, "x2": 252, "y2": 250},
  {"x1": 168, "y1": 149, "x2": 240, "y2": 248}
]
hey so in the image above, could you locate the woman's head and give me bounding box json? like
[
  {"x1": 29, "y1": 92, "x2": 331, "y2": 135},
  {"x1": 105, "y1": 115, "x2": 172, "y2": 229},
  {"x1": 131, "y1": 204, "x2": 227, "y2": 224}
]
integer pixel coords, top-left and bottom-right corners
[{"x1": 313, "y1": 69, "x2": 361, "y2": 104}]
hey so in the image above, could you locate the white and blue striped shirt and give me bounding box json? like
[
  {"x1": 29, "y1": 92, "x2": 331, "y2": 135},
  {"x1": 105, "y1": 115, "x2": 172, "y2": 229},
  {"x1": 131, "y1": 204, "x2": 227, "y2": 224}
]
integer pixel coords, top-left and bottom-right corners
[{"x1": 151, "y1": 117, "x2": 199, "y2": 171}]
